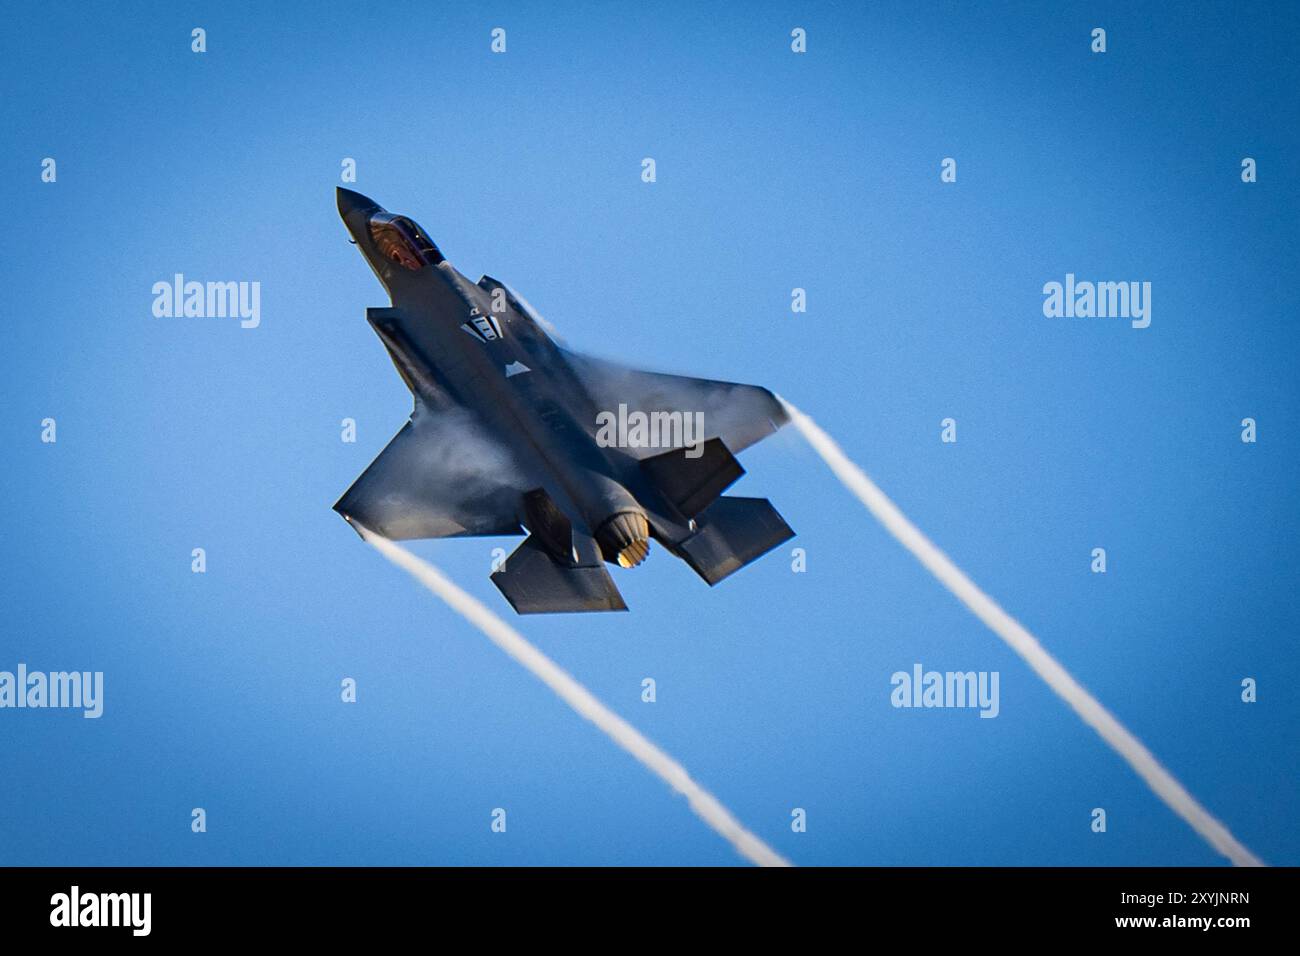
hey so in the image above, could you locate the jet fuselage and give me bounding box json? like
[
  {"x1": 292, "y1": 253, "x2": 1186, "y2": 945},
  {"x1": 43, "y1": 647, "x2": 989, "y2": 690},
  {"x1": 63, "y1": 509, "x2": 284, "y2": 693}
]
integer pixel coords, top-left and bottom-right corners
[
  {"x1": 337, "y1": 188, "x2": 669, "y2": 564},
  {"x1": 334, "y1": 188, "x2": 793, "y2": 612}
]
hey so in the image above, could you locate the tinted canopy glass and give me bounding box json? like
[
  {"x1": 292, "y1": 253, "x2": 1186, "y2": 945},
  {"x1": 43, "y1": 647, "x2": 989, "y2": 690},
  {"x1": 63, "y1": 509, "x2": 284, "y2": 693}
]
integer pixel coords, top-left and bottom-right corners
[{"x1": 368, "y1": 214, "x2": 445, "y2": 271}]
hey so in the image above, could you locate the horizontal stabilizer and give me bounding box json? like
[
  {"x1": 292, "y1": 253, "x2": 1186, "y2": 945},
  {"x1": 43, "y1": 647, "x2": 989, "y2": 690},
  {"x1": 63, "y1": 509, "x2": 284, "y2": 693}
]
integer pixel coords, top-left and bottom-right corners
[
  {"x1": 640, "y1": 438, "x2": 744, "y2": 518},
  {"x1": 491, "y1": 535, "x2": 628, "y2": 614},
  {"x1": 675, "y1": 496, "x2": 794, "y2": 586}
]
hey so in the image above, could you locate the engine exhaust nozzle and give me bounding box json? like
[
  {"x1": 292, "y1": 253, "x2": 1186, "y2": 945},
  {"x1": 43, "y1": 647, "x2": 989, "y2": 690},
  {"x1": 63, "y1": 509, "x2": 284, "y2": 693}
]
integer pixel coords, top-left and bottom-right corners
[{"x1": 595, "y1": 512, "x2": 651, "y2": 568}]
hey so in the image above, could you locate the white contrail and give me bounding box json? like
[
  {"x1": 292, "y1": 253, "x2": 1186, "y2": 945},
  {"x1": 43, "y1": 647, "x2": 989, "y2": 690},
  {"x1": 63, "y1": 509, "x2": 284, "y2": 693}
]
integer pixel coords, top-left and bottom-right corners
[
  {"x1": 779, "y1": 399, "x2": 1264, "y2": 867},
  {"x1": 355, "y1": 523, "x2": 791, "y2": 868}
]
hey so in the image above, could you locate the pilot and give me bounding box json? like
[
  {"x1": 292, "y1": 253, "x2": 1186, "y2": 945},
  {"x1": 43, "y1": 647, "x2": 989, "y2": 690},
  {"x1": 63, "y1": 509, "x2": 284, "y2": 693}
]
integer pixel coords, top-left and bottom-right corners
[{"x1": 371, "y1": 222, "x2": 424, "y2": 271}]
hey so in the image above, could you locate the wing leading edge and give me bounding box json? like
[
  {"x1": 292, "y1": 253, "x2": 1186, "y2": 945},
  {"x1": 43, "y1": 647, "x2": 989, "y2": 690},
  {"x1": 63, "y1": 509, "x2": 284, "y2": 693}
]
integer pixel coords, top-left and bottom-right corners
[
  {"x1": 334, "y1": 405, "x2": 527, "y2": 541},
  {"x1": 559, "y1": 349, "x2": 788, "y2": 458}
]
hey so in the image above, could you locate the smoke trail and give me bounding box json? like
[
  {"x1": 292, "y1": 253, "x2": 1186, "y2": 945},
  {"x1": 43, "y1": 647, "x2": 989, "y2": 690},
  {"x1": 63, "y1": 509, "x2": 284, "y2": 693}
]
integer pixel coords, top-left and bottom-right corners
[
  {"x1": 779, "y1": 399, "x2": 1264, "y2": 868},
  {"x1": 355, "y1": 523, "x2": 792, "y2": 868}
]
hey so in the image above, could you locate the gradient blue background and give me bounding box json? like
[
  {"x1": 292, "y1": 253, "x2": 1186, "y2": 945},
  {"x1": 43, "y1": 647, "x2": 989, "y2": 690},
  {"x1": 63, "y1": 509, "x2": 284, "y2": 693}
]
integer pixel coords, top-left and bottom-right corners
[{"x1": 2, "y1": 1, "x2": 1296, "y2": 866}]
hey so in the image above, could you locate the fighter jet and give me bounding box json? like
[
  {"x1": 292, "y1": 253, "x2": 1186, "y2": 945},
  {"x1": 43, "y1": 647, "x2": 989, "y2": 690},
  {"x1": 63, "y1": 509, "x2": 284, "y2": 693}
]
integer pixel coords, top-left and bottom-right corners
[{"x1": 333, "y1": 188, "x2": 794, "y2": 613}]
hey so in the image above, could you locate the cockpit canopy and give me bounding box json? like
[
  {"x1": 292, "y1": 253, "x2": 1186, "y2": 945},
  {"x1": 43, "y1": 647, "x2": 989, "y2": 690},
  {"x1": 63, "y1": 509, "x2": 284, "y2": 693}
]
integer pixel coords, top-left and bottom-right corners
[{"x1": 368, "y1": 213, "x2": 445, "y2": 272}]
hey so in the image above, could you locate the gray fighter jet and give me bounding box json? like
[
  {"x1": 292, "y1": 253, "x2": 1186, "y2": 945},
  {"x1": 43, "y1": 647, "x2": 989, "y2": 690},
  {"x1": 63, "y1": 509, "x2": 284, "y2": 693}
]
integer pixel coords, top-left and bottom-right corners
[{"x1": 334, "y1": 188, "x2": 794, "y2": 613}]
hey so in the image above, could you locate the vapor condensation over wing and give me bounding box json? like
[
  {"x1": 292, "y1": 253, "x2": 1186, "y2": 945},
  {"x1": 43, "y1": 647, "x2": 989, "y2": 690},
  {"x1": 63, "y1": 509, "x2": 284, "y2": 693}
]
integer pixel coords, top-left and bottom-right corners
[
  {"x1": 355, "y1": 524, "x2": 792, "y2": 868},
  {"x1": 779, "y1": 398, "x2": 1264, "y2": 868}
]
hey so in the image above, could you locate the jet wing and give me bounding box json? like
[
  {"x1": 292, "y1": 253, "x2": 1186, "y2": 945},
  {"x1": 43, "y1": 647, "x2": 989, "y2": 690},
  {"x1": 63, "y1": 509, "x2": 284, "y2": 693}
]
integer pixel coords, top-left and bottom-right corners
[
  {"x1": 334, "y1": 405, "x2": 527, "y2": 540},
  {"x1": 559, "y1": 350, "x2": 788, "y2": 458}
]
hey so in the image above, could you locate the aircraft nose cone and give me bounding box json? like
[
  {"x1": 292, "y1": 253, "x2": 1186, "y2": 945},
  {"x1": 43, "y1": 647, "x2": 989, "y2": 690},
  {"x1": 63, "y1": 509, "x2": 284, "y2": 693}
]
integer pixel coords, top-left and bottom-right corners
[{"x1": 336, "y1": 187, "x2": 380, "y2": 217}]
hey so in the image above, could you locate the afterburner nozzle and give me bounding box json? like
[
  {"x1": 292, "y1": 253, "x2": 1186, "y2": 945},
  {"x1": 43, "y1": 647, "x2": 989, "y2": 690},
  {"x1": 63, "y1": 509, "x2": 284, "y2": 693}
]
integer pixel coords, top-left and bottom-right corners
[{"x1": 596, "y1": 512, "x2": 651, "y2": 568}]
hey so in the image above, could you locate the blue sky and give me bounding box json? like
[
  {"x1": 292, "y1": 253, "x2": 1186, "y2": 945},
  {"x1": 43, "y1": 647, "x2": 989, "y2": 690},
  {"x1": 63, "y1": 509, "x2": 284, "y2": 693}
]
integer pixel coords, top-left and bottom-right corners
[{"x1": 1, "y1": 1, "x2": 1296, "y2": 866}]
